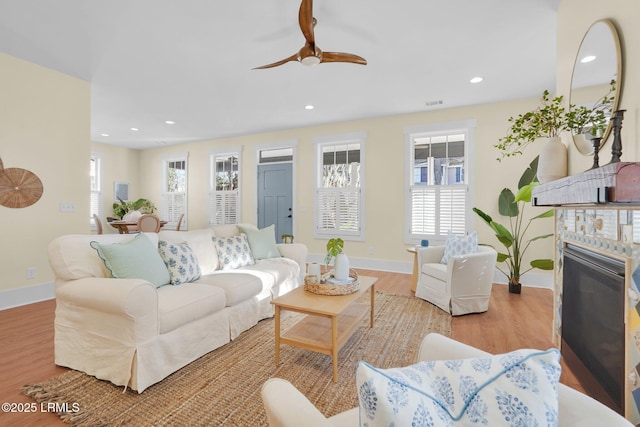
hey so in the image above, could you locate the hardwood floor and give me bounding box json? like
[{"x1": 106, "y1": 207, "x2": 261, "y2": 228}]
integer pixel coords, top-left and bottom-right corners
[{"x1": 0, "y1": 270, "x2": 583, "y2": 425}]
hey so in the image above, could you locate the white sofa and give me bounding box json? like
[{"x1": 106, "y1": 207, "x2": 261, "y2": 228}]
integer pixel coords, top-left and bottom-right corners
[
  {"x1": 48, "y1": 224, "x2": 307, "y2": 392},
  {"x1": 262, "y1": 333, "x2": 633, "y2": 427},
  {"x1": 415, "y1": 245, "x2": 497, "y2": 315}
]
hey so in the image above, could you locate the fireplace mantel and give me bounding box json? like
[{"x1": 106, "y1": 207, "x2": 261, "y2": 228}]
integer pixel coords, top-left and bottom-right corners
[{"x1": 532, "y1": 162, "x2": 640, "y2": 206}]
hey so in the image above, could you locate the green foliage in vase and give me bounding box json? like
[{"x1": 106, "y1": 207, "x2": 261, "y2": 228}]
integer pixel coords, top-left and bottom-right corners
[
  {"x1": 567, "y1": 79, "x2": 616, "y2": 139},
  {"x1": 324, "y1": 238, "x2": 344, "y2": 268},
  {"x1": 112, "y1": 197, "x2": 157, "y2": 219}
]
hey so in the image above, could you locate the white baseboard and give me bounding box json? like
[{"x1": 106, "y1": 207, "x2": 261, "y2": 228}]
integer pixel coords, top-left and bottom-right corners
[
  {"x1": 307, "y1": 253, "x2": 554, "y2": 289},
  {"x1": 0, "y1": 281, "x2": 55, "y2": 311}
]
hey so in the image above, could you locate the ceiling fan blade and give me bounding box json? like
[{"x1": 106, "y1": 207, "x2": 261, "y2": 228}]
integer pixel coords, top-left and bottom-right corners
[
  {"x1": 253, "y1": 53, "x2": 299, "y2": 69},
  {"x1": 321, "y1": 52, "x2": 367, "y2": 65},
  {"x1": 298, "y1": 0, "x2": 315, "y2": 45}
]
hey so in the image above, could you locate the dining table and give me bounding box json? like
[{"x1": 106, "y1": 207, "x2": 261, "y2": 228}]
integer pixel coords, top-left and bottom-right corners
[{"x1": 108, "y1": 219, "x2": 168, "y2": 234}]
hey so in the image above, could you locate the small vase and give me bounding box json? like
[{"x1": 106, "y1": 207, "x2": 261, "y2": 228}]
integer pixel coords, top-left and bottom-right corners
[
  {"x1": 123, "y1": 210, "x2": 142, "y2": 221},
  {"x1": 508, "y1": 282, "x2": 522, "y2": 294},
  {"x1": 537, "y1": 136, "x2": 567, "y2": 183},
  {"x1": 333, "y1": 253, "x2": 350, "y2": 280}
]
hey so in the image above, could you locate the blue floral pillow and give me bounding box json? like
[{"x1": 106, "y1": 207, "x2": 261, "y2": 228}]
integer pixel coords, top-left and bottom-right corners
[
  {"x1": 441, "y1": 231, "x2": 478, "y2": 264},
  {"x1": 213, "y1": 234, "x2": 255, "y2": 270},
  {"x1": 158, "y1": 240, "x2": 201, "y2": 285},
  {"x1": 356, "y1": 348, "x2": 561, "y2": 427}
]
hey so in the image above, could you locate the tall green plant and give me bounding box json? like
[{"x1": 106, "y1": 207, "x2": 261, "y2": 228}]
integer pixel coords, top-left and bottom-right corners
[{"x1": 473, "y1": 157, "x2": 554, "y2": 286}]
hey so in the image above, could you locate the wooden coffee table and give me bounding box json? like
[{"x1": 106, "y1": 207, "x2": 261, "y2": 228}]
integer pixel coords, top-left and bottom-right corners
[{"x1": 271, "y1": 275, "x2": 377, "y2": 382}]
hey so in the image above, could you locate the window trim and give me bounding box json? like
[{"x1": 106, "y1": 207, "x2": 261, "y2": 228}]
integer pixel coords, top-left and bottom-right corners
[
  {"x1": 161, "y1": 152, "x2": 188, "y2": 230},
  {"x1": 90, "y1": 152, "x2": 104, "y2": 231},
  {"x1": 208, "y1": 146, "x2": 242, "y2": 226},
  {"x1": 404, "y1": 120, "x2": 476, "y2": 245},
  {"x1": 313, "y1": 131, "x2": 366, "y2": 241}
]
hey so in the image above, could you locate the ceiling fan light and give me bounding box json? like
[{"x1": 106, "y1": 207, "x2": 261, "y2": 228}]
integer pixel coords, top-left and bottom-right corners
[{"x1": 301, "y1": 56, "x2": 321, "y2": 66}]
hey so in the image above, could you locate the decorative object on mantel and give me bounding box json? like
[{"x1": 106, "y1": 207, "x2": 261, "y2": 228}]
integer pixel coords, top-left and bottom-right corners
[
  {"x1": 494, "y1": 90, "x2": 575, "y2": 183},
  {"x1": 473, "y1": 157, "x2": 554, "y2": 294},
  {"x1": 609, "y1": 109, "x2": 625, "y2": 164},
  {"x1": 0, "y1": 157, "x2": 44, "y2": 209},
  {"x1": 532, "y1": 161, "x2": 640, "y2": 206},
  {"x1": 589, "y1": 136, "x2": 602, "y2": 170}
]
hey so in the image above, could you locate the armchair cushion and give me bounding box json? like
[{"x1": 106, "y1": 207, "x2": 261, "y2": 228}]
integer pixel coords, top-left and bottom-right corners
[
  {"x1": 90, "y1": 233, "x2": 170, "y2": 288},
  {"x1": 355, "y1": 348, "x2": 561, "y2": 426},
  {"x1": 441, "y1": 231, "x2": 478, "y2": 264}
]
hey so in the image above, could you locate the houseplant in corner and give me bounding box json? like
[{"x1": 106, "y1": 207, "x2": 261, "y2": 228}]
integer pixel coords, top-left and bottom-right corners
[
  {"x1": 473, "y1": 157, "x2": 554, "y2": 293},
  {"x1": 324, "y1": 237, "x2": 349, "y2": 280},
  {"x1": 495, "y1": 90, "x2": 571, "y2": 183}
]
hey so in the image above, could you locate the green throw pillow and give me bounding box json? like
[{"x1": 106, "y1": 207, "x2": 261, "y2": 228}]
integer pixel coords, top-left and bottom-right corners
[
  {"x1": 238, "y1": 224, "x2": 281, "y2": 260},
  {"x1": 90, "y1": 233, "x2": 170, "y2": 288}
]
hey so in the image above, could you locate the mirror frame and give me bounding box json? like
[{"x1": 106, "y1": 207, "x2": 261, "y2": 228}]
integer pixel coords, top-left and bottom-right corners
[{"x1": 570, "y1": 19, "x2": 622, "y2": 155}]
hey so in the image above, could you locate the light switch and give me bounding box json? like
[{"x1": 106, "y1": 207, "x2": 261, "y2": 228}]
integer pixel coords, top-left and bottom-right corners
[{"x1": 59, "y1": 202, "x2": 77, "y2": 212}]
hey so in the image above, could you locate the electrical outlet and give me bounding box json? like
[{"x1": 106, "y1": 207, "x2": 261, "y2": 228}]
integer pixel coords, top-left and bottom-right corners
[
  {"x1": 368, "y1": 246, "x2": 375, "y2": 255},
  {"x1": 59, "y1": 202, "x2": 77, "y2": 213},
  {"x1": 26, "y1": 267, "x2": 36, "y2": 280}
]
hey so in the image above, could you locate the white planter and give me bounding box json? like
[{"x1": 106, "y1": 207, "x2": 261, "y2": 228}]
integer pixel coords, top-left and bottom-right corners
[
  {"x1": 537, "y1": 136, "x2": 567, "y2": 183},
  {"x1": 123, "y1": 210, "x2": 142, "y2": 221},
  {"x1": 333, "y1": 253, "x2": 350, "y2": 280}
]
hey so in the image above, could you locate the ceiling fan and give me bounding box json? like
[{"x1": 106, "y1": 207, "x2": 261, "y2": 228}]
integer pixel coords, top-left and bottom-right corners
[{"x1": 253, "y1": 0, "x2": 367, "y2": 69}]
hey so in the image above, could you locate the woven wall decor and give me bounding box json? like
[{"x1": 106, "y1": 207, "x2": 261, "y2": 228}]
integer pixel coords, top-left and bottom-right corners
[{"x1": 0, "y1": 157, "x2": 44, "y2": 208}]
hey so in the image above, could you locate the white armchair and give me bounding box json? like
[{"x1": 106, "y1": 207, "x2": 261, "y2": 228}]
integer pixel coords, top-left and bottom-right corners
[
  {"x1": 415, "y1": 245, "x2": 497, "y2": 315},
  {"x1": 261, "y1": 333, "x2": 633, "y2": 427}
]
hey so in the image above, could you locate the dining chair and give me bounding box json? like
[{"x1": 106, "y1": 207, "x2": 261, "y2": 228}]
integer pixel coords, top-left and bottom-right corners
[
  {"x1": 136, "y1": 214, "x2": 162, "y2": 232},
  {"x1": 92, "y1": 214, "x2": 103, "y2": 234},
  {"x1": 176, "y1": 213, "x2": 185, "y2": 231}
]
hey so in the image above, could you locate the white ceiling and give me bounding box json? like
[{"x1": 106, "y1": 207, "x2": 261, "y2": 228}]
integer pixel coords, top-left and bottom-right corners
[{"x1": 0, "y1": 0, "x2": 559, "y2": 149}]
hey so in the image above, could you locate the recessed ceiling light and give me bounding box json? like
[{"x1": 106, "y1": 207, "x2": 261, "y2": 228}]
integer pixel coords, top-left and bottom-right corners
[
  {"x1": 165, "y1": 120, "x2": 175, "y2": 125},
  {"x1": 130, "y1": 127, "x2": 139, "y2": 131},
  {"x1": 100, "y1": 133, "x2": 109, "y2": 137},
  {"x1": 581, "y1": 55, "x2": 596, "y2": 63},
  {"x1": 305, "y1": 105, "x2": 314, "y2": 110},
  {"x1": 470, "y1": 76, "x2": 483, "y2": 83}
]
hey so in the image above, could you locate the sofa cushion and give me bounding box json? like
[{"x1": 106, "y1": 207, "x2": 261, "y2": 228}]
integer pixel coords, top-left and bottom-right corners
[
  {"x1": 238, "y1": 224, "x2": 281, "y2": 260},
  {"x1": 421, "y1": 262, "x2": 448, "y2": 282},
  {"x1": 196, "y1": 272, "x2": 263, "y2": 306},
  {"x1": 356, "y1": 348, "x2": 561, "y2": 426},
  {"x1": 211, "y1": 224, "x2": 241, "y2": 238},
  {"x1": 214, "y1": 234, "x2": 255, "y2": 270},
  {"x1": 158, "y1": 240, "x2": 201, "y2": 285},
  {"x1": 156, "y1": 283, "x2": 227, "y2": 333},
  {"x1": 90, "y1": 233, "x2": 170, "y2": 288},
  {"x1": 441, "y1": 231, "x2": 478, "y2": 264},
  {"x1": 158, "y1": 229, "x2": 219, "y2": 274}
]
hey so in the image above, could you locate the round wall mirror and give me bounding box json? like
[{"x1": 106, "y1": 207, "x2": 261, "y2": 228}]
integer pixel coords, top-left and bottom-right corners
[{"x1": 570, "y1": 19, "x2": 622, "y2": 155}]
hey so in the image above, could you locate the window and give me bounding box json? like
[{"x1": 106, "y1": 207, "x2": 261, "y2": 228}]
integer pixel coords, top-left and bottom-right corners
[
  {"x1": 161, "y1": 154, "x2": 187, "y2": 230},
  {"x1": 90, "y1": 153, "x2": 103, "y2": 230},
  {"x1": 314, "y1": 132, "x2": 365, "y2": 240},
  {"x1": 405, "y1": 121, "x2": 474, "y2": 244},
  {"x1": 208, "y1": 149, "x2": 240, "y2": 226}
]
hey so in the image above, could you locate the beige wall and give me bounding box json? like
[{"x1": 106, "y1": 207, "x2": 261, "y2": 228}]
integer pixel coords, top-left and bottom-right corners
[
  {"x1": 0, "y1": 53, "x2": 90, "y2": 293},
  {"x1": 91, "y1": 141, "x2": 141, "y2": 233},
  {"x1": 557, "y1": 0, "x2": 639, "y2": 171},
  {"x1": 138, "y1": 97, "x2": 549, "y2": 272}
]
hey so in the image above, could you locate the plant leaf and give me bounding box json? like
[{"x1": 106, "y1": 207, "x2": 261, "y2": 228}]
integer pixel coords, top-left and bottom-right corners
[
  {"x1": 531, "y1": 259, "x2": 554, "y2": 270},
  {"x1": 518, "y1": 155, "x2": 539, "y2": 188},
  {"x1": 529, "y1": 233, "x2": 554, "y2": 242},
  {"x1": 532, "y1": 209, "x2": 554, "y2": 220},
  {"x1": 498, "y1": 188, "x2": 518, "y2": 217},
  {"x1": 472, "y1": 207, "x2": 493, "y2": 225},
  {"x1": 497, "y1": 253, "x2": 510, "y2": 262},
  {"x1": 514, "y1": 182, "x2": 538, "y2": 203}
]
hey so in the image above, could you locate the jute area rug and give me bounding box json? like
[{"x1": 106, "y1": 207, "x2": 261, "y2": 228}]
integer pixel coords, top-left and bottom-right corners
[{"x1": 23, "y1": 292, "x2": 451, "y2": 426}]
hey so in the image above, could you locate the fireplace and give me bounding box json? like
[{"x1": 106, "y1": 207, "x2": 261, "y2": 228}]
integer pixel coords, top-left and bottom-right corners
[{"x1": 561, "y1": 244, "x2": 626, "y2": 414}]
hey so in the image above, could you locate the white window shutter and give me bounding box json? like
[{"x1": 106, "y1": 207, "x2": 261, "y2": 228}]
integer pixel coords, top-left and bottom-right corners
[
  {"x1": 439, "y1": 186, "x2": 467, "y2": 235},
  {"x1": 410, "y1": 186, "x2": 436, "y2": 235},
  {"x1": 209, "y1": 191, "x2": 238, "y2": 225}
]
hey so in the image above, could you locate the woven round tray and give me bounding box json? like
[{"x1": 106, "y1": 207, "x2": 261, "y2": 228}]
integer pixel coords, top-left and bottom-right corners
[{"x1": 304, "y1": 269, "x2": 360, "y2": 295}]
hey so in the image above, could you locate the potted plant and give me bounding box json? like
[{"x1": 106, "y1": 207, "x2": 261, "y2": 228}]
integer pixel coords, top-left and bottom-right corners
[
  {"x1": 324, "y1": 237, "x2": 349, "y2": 280},
  {"x1": 473, "y1": 157, "x2": 554, "y2": 293},
  {"x1": 568, "y1": 79, "x2": 616, "y2": 144},
  {"x1": 112, "y1": 197, "x2": 157, "y2": 220}
]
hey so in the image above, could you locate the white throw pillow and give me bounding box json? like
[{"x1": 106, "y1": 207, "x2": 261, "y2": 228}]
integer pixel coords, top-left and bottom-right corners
[
  {"x1": 441, "y1": 231, "x2": 478, "y2": 264},
  {"x1": 213, "y1": 234, "x2": 255, "y2": 270},
  {"x1": 356, "y1": 348, "x2": 561, "y2": 427},
  {"x1": 158, "y1": 240, "x2": 201, "y2": 285}
]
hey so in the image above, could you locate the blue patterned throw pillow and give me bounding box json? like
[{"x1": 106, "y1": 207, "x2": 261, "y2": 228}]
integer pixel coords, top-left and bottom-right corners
[
  {"x1": 158, "y1": 240, "x2": 201, "y2": 285},
  {"x1": 441, "y1": 231, "x2": 478, "y2": 264},
  {"x1": 213, "y1": 234, "x2": 255, "y2": 270},
  {"x1": 356, "y1": 348, "x2": 561, "y2": 427}
]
